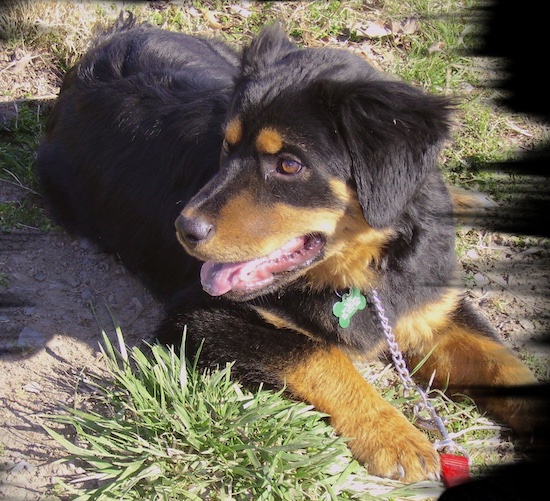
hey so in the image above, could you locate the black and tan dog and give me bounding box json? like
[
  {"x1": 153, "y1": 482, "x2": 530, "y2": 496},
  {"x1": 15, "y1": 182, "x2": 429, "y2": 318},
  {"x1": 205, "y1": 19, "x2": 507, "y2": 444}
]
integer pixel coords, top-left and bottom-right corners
[{"x1": 35, "y1": 16, "x2": 538, "y2": 482}]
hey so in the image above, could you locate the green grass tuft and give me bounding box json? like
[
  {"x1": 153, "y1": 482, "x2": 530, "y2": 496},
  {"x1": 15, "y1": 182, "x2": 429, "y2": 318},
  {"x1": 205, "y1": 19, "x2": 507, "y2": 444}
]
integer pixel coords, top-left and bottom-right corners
[
  {"x1": 0, "y1": 101, "x2": 49, "y2": 228},
  {"x1": 44, "y1": 329, "x2": 369, "y2": 500}
]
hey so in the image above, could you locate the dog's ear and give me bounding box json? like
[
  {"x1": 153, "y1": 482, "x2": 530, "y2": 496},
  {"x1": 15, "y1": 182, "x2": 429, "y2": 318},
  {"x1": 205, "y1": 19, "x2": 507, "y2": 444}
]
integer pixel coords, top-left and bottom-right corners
[
  {"x1": 330, "y1": 80, "x2": 454, "y2": 228},
  {"x1": 242, "y1": 23, "x2": 296, "y2": 76}
]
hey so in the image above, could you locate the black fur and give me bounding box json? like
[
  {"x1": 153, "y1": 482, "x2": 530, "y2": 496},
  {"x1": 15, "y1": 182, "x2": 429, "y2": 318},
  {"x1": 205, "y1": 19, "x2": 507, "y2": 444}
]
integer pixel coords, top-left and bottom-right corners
[{"x1": 37, "y1": 16, "x2": 239, "y2": 299}]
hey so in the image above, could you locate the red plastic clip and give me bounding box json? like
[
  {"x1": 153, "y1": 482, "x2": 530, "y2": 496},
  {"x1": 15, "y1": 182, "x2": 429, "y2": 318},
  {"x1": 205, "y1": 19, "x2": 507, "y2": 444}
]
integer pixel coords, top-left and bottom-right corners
[{"x1": 440, "y1": 453, "x2": 471, "y2": 488}]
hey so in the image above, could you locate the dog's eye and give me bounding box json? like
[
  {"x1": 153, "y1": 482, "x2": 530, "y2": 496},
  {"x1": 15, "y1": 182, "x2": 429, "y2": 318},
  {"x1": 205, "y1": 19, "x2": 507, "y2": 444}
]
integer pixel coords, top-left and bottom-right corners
[{"x1": 277, "y1": 159, "x2": 303, "y2": 176}]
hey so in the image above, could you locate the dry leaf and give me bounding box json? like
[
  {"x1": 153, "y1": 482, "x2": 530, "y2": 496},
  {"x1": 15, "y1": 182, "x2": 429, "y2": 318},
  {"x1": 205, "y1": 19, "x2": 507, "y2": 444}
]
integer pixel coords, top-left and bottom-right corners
[
  {"x1": 505, "y1": 120, "x2": 533, "y2": 137},
  {"x1": 202, "y1": 10, "x2": 223, "y2": 30},
  {"x1": 23, "y1": 381, "x2": 41, "y2": 394},
  {"x1": 1, "y1": 53, "x2": 33, "y2": 74},
  {"x1": 401, "y1": 18, "x2": 418, "y2": 35},
  {"x1": 516, "y1": 246, "x2": 544, "y2": 257},
  {"x1": 388, "y1": 19, "x2": 417, "y2": 35},
  {"x1": 473, "y1": 272, "x2": 489, "y2": 287},
  {"x1": 9, "y1": 460, "x2": 34, "y2": 474},
  {"x1": 428, "y1": 41, "x2": 446, "y2": 53},
  {"x1": 364, "y1": 22, "x2": 390, "y2": 38},
  {"x1": 230, "y1": 4, "x2": 252, "y2": 18}
]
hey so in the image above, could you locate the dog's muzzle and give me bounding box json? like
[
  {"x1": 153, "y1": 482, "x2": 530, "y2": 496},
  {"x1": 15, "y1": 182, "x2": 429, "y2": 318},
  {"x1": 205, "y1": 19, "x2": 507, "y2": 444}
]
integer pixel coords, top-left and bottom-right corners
[{"x1": 175, "y1": 214, "x2": 214, "y2": 248}]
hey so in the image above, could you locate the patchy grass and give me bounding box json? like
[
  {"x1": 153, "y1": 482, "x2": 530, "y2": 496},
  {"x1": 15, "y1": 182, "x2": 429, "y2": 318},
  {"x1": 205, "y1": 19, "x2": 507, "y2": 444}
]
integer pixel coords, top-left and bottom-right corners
[
  {"x1": 0, "y1": 199, "x2": 51, "y2": 230},
  {"x1": 0, "y1": 100, "x2": 51, "y2": 229},
  {"x1": 0, "y1": 102, "x2": 45, "y2": 184}
]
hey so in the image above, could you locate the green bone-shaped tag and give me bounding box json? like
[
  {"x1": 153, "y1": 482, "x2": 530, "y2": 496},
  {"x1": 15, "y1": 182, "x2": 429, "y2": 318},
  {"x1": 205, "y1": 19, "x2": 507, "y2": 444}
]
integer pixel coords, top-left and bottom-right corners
[{"x1": 332, "y1": 287, "x2": 366, "y2": 328}]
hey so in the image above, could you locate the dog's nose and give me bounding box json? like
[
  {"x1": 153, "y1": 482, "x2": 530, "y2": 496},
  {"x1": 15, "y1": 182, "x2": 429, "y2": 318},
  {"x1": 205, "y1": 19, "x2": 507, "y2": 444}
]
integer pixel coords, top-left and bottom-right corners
[{"x1": 175, "y1": 214, "x2": 214, "y2": 247}]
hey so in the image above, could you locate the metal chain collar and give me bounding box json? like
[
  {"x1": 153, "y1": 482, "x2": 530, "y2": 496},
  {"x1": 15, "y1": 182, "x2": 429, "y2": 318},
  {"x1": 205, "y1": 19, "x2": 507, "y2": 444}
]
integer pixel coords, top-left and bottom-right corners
[{"x1": 370, "y1": 289, "x2": 470, "y2": 462}]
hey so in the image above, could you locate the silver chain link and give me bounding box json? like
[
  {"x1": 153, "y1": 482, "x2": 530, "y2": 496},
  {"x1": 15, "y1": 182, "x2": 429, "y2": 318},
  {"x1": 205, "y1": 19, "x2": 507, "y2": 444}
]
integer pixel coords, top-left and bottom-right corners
[{"x1": 370, "y1": 289, "x2": 470, "y2": 462}]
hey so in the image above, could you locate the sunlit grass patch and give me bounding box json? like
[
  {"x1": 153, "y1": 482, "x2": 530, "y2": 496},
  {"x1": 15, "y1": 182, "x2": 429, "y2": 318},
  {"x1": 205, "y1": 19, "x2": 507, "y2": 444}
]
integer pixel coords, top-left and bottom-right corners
[
  {"x1": 44, "y1": 330, "x2": 370, "y2": 500},
  {"x1": 42, "y1": 327, "x2": 519, "y2": 500}
]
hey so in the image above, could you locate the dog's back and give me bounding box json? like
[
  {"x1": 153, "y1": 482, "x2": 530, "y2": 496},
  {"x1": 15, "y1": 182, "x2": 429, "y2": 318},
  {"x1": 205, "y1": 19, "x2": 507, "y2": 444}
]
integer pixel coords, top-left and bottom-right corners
[{"x1": 36, "y1": 16, "x2": 239, "y2": 298}]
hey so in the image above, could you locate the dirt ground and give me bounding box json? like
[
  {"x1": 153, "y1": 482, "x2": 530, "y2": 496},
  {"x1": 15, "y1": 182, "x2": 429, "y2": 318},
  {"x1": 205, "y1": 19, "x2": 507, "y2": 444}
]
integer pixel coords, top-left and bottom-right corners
[
  {"x1": 1, "y1": 226, "x2": 163, "y2": 500},
  {"x1": 1, "y1": 34, "x2": 549, "y2": 501}
]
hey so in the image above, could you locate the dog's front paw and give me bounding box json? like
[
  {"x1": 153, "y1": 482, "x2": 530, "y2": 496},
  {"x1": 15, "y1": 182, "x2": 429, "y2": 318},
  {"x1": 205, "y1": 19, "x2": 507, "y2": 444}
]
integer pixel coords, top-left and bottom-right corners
[
  {"x1": 342, "y1": 408, "x2": 440, "y2": 482},
  {"x1": 283, "y1": 348, "x2": 441, "y2": 482}
]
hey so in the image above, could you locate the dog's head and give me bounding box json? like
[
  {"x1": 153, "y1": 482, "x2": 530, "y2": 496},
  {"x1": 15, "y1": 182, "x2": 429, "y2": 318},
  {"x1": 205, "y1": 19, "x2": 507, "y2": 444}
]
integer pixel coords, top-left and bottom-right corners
[{"x1": 176, "y1": 25, "x2": 453, "y2": 300}]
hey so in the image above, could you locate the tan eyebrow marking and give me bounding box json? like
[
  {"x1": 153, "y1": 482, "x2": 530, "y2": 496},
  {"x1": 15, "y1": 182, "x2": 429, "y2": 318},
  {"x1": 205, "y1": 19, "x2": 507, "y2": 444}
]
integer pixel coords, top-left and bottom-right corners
[
  {"x1": 224, "y1": 117, "x2": 243, "y2": 146},
  {"x1": 256, "y1": 127, "x2": 284, "y2": 155}
]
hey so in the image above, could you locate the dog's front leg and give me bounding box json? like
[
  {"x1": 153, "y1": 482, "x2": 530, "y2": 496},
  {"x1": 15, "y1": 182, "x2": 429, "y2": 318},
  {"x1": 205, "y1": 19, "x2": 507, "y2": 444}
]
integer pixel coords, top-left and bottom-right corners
[
  {"x1": 283, "y1": 346, "x2": 440, "y2": 482},
  {"x1": 394, "y1": 292, "x2": 538, "y2": 441},
  {"x1": 157, "y1": 299, "x2": 439, "y2": 481}
]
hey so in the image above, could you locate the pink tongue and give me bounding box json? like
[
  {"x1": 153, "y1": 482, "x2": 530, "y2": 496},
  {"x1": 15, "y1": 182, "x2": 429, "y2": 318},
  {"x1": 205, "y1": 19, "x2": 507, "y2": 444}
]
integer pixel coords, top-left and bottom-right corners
[{"x1": 200, "y1": 237, "x2": 307, "y2": 296}]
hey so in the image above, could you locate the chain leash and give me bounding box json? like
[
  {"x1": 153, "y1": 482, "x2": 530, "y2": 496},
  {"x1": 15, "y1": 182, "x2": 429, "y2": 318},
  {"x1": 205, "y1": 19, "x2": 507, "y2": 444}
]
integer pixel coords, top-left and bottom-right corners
[{"x1": 370, "y1": 289, "x2": 470, "y2": 462}]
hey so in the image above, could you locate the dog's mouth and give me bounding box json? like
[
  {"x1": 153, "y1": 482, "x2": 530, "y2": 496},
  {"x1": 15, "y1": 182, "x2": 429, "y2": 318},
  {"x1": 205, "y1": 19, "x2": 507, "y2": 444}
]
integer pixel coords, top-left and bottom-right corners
[{"x1": 200, "y1": 234, "x2": 325, "y2": 299}]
